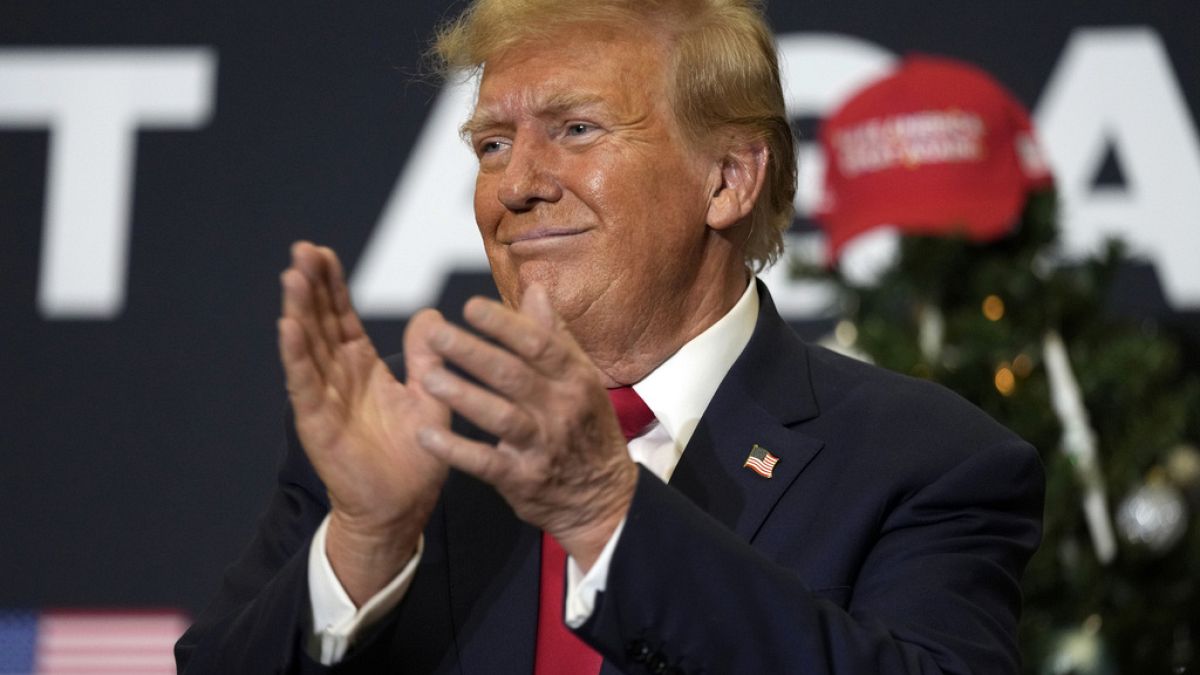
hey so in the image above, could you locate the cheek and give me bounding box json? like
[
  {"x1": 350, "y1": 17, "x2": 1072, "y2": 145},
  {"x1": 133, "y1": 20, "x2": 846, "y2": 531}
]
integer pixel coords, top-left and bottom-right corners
[
  {"x1": 579, "y1": 155, "x2": 665, "y2": 234},
  {"x1": 481, "y1": 242, "x2": 519, "y2": 306},
  {"x1": 473, "y1": 181, "x2": 507, "y2": 263},
  {"x1": 473, "y1": 175, "x2": 499, "y2": 235},
  {"x1": 580, "y1": 164, "x2": 610, "y2": 198},
  {"x1": 571, "y1": 155, "x2": 620, "y2": 216},
  {"x1": 605, "y1": 158, "x2": 707, "y2": 247}
]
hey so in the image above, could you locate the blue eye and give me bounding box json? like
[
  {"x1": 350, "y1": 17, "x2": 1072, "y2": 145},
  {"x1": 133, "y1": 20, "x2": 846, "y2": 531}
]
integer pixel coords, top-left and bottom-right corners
[
  {"x1": 480, "y1": 140, "x2": 504, "y2": 155},
  {"x1": 566, "y1": 123, "x2": 593, "y2": 136}
]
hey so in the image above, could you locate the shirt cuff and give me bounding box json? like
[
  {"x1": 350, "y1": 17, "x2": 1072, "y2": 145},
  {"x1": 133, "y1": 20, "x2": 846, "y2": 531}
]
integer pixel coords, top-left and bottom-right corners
[
  {"x1": 306, "y1": 514, "x2": 423, "y2": 664},
  {"x1": 564, "y1": 515, "x2": 626, "y2": 628}
]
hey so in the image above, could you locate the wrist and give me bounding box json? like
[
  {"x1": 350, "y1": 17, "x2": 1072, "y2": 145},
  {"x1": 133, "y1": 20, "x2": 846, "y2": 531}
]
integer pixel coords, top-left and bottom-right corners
[
  {"x1": 556, "y1": 459, "x2": 638, "y2": 572},
  {"x1": 325, "y1": 509, "x2": 426, "y2": 606}
]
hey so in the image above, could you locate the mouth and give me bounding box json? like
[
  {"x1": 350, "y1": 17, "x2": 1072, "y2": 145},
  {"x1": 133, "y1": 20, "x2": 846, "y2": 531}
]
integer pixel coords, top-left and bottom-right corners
[
  {"x1": 506, "y1": 227, "x2": 588, "y2": 244},
  {"x1": 503, "y1": 227, "x2": 591, "y2": 255}
]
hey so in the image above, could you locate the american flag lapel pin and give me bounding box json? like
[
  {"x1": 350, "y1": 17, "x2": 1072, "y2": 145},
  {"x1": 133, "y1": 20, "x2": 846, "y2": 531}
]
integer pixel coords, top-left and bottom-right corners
[{"x1": 743, "y1": 444, "x2": 779, "y2": 478}]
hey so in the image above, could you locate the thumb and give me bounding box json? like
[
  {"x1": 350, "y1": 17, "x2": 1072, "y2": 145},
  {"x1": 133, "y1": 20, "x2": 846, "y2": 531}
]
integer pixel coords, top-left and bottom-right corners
[
  {"x1": 520, "y1": 283, "x2": 558, "y2": 331},
  {"x1": 403, "y1": 308, "x2": 447, "y2": 395}
]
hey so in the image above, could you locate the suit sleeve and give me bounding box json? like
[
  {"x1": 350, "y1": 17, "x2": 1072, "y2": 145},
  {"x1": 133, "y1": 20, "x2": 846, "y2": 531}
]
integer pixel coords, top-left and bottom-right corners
[
  {"x1": 175, "y1": 405, "x2": 457, "y2": 674},
  {"x1": 173, "y1": 406, "x2": 338, "y2": 674},
  {"x1": 576, "y1": 437, "x2": 1044, "y2": 675}
]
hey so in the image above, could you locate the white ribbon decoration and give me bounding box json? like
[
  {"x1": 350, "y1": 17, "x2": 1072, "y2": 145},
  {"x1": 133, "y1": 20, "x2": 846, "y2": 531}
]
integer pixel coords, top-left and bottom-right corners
[{"x1": 1042, "y1": 330, "x2": 1117, "y2": 563}]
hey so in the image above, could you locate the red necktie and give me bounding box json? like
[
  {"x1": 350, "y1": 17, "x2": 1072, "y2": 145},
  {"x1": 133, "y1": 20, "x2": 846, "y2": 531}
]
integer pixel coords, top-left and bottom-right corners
[{"x1": 533, "y1": 387, "x2": 654, "y2": 675}]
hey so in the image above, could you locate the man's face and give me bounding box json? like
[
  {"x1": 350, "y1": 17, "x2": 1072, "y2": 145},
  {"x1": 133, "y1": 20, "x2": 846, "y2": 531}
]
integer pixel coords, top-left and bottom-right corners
[{"x1": 467, "y1": 24, "x2": 721, "y2": 342}]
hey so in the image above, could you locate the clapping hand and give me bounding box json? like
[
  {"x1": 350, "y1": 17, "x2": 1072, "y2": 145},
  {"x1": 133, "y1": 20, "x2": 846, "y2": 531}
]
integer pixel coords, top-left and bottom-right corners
[
  {"x1": 277, "y1": 241, "x2": 450, "y2": 604},
  {"x1": 414, "y1": 284, "x2": 638, "y2": 571}
]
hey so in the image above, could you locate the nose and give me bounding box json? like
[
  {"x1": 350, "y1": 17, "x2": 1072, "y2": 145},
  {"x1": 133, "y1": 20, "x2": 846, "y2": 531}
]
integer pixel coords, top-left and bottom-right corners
[{"x1": 497, "y1": 136, "x2": 562, "y2": 212}]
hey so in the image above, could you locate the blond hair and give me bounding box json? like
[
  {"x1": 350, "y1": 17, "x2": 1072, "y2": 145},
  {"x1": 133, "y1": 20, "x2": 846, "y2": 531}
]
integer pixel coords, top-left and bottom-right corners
[{"x1": 434, "y1": 0, "x2": 796, "y2": 271}]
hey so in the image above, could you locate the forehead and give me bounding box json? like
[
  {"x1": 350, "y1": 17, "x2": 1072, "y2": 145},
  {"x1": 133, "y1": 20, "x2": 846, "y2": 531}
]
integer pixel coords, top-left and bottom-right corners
[{"x1": 470, "y1": 24, "x2": 672, "y2": 125}]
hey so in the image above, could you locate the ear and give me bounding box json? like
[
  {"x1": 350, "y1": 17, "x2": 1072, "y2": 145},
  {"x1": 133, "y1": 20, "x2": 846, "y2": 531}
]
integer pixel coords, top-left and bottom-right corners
[{"x1": 706, "y1": 139, "x2": 768, "y2": 231}]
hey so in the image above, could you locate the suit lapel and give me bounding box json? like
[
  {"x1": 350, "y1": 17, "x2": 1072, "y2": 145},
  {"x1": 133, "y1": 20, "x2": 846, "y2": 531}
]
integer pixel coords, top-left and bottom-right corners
[
  {"x1": 670, "y1": 396, "x2": 823, "y2": 542},
  {"x1": 669, "y1": 281, "x2": 825, "y2": 543}
]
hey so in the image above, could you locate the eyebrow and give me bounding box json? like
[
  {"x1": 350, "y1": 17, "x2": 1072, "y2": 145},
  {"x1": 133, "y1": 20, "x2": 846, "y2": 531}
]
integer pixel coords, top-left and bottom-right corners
[{"x1": 460, "y1": 90, "x2": 611, "y2": 140}]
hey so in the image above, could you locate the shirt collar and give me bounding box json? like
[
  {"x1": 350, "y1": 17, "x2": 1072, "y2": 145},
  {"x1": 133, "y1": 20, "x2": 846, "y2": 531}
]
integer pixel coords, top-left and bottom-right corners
[{"x1": 633, "y1": 279, "x2": 758, "y2": 450}]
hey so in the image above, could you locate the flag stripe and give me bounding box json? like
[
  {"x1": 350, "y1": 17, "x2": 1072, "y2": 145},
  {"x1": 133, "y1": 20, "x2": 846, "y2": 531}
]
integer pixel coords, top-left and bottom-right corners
[
  {"x1": 746, "y1": 464, "x2": 772, "y2": 478},
  {"x1": 20, "y1": 610, "x2": 189, "y2": 675},
  {"x1": 38, "y1": 653, "x2": 177, "y2": 668},
  {"x1": 744, "y1": 459, "x2": 774, "y2": 477}
]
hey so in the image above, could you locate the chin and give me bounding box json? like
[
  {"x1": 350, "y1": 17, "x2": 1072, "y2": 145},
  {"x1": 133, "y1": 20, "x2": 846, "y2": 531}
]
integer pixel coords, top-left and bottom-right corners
[
  {"x1": 489, "y1": 255, "x2": 605, "y2": 322},
  {"x1": 511, "y1": 259, "x2": 567, "y2": 296}
]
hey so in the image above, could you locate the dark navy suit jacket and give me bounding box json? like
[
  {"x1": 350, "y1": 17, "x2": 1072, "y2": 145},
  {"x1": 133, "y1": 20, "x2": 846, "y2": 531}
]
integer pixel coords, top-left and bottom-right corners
[{"x1": 176, "y1": 282, "x2": 1044, "y2": 674}]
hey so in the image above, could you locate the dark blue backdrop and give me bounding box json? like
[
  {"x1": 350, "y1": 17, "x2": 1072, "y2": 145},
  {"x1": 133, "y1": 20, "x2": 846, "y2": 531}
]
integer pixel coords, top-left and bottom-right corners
[{"x1": 2, "y1": 0, "x2": 1198, "y2": 618}]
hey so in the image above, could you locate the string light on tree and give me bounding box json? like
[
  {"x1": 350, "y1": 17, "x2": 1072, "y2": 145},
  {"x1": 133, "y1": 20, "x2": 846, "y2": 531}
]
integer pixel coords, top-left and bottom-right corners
[
  {"x1": 1166, "y1": 444, "x2": 1200, "y2": 489},
  {"x1": 994, "y1": 362, "x2": 1016, "y2": 396},
  {"x1": 983, "y1": 294, "x2": 1006, "y2": 321}
]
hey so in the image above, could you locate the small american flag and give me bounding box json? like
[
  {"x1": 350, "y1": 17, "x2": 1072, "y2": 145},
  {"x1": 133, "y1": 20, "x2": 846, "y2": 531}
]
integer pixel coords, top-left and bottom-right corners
[
  {"x1": 0, "y1": 609, "x2": 188, "y2": 675},
  {"x1": 743, "y1": 444, "x2": 780, "y2": 478}
]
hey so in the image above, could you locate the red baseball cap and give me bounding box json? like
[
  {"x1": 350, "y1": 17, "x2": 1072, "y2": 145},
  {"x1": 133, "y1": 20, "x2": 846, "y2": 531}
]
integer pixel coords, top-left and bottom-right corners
[{"x1": 815, "y1": 54, "x2": 1053, "y2": 260}]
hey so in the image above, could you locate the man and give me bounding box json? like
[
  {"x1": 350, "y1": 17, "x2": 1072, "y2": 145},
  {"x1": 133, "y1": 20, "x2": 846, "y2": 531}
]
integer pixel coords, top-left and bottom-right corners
[{"x1": 177, "y1": 0, "x2": 1043, "y2": 673}]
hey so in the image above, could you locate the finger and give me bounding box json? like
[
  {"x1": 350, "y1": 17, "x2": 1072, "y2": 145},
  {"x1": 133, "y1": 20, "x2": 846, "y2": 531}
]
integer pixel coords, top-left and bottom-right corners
[
  {"x1": 403, "y1": 309, "x2": 448, "y2": 396},
  {"x1": 291, "y1": 242, "x2": 344, "y2": 350},
  {"x1": 277, "y1": 316, "x2": 330, "y2": 417},
  {"x1": 421, "y1": 367, "x2": 538, "y2": 446},
  {"x1": 320, "y1": 245, "x2": 366, "y2": 342},
  {"x1": 281, "y1": 267, "x2": 337, "y2": 380},
  {"x1": 425, "y1": 320, "x2": 538, "y2": 401},
  {"x1": 520, "y1": 283, "x2": 557, "y2": 331},
  {"x1": 417, "y1": 426, "x2": 514, "y2": 487},
  {"x1": 461, "y1": 296, "x2": 569, "y2": 375},
  {"x1": 285, "y1": 243, "x2": 360, "y2": 392}
]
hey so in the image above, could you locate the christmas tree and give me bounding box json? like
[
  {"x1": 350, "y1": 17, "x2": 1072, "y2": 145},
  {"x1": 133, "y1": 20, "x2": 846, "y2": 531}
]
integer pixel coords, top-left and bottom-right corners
[{"x1": 802, "y1": 56, "x2": 1200, "y2": 673}]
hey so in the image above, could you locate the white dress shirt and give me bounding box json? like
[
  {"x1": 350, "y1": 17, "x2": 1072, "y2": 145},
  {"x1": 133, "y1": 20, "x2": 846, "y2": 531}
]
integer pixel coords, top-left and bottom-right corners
[{"x1": 308, "y1": 280, "x2": 760, "y2": 663}]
